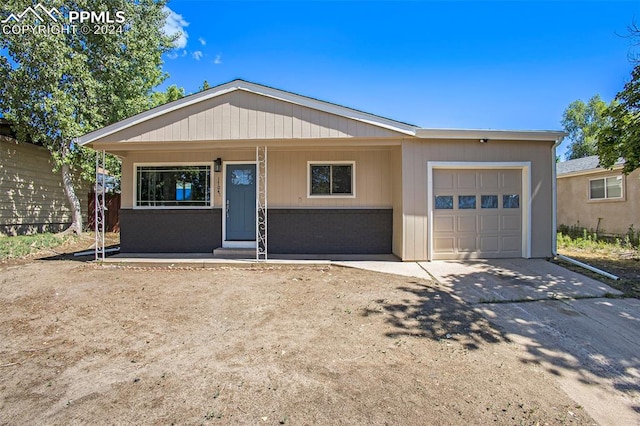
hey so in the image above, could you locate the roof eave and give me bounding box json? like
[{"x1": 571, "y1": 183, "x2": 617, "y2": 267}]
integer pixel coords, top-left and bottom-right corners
[
  {"x1": 415, "y1": 128, "x2": 566, "y2": 141},
  {"x1": 557, "y1": 164, "x2": 624, "y2": 178}
]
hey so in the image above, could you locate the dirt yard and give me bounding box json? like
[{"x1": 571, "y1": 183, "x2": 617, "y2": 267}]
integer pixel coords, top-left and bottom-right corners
[{"x1": 0, "y1": 260, "x2": 593, "y2": 425}]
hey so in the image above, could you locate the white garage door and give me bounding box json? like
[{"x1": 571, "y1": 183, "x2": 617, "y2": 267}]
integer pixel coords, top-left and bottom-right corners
[{"x1": 432, "y1": 169, "x2": 522, "y2": 260}]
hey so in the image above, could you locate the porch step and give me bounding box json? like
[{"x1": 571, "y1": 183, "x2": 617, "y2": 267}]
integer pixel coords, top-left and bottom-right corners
[{"x1": 213, "y1": 247, "x2": 257, "y2": 259}]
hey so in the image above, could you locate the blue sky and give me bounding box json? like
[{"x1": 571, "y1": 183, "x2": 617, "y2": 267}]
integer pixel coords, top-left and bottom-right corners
[{"x1": 160, "y1": 1, "x2": 639, "y2": 158}]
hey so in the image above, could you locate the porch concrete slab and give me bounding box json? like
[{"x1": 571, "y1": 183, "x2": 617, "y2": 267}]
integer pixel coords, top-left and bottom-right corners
[
  {"x1": 102, "y1": 253, "x2": 433, "y2": 280},
  {"x1": 419, "y1": 258, "x2": 621, "y2": 304},
  {"x1": 103, "y1": 253, "x2": 331, "y2": 268},
  {"x1": 475, "y1": 297, "x2": 640, "y2": 426}
]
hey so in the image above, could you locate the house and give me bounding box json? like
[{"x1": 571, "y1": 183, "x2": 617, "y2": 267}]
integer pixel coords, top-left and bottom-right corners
[
  {"x1": 76, "y1": 80, "x2": 564, "y2": 260},
  {"x1": 0, "y1": 119, "x2": 90, "y2": 235},
  {"x1": 557, "y1": 155, "x2": 638, "y2": 236}
]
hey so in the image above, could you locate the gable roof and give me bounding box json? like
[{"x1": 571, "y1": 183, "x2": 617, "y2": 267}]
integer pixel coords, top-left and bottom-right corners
[
  {"x1": 556, "y1": 155, "x2": 625, "y2": 177},
  {"x1": 75, "y1": 79, "x2": 419, "y2": 146}
]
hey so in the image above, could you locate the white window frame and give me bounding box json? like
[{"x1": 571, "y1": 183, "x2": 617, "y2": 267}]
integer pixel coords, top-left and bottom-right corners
[
  {"x1": 133, "y1": 162, "x2": 214, "y2": 210},
  {"x1": 588, "y1": 175, "x2": 624, "y2": 201},
  {"x1": 307, "y1": 161, "x2": 356, "y2": 198}
]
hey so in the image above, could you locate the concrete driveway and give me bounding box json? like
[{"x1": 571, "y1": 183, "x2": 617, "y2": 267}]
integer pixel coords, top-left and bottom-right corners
[{"x1": 421, "y1": 259, "x2": 640, "y2": 426}]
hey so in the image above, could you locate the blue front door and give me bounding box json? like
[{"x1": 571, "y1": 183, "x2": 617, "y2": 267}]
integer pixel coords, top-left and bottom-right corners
[{"x1": 225, "y1": 164, "x2": 256, "y2": 241}]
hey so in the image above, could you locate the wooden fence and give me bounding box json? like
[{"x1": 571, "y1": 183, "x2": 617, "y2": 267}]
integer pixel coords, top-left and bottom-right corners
[{"x1": 87, "y1": 193, "x2": 120, "y2": 232}]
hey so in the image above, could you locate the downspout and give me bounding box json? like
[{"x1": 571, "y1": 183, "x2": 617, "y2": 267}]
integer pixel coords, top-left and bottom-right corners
[
  {"x1": 551, "y1": 137, "x2": 562, "y2": 256},
  {"x1": 551, "y1": 137, "x2": 620, "y2": 281}
]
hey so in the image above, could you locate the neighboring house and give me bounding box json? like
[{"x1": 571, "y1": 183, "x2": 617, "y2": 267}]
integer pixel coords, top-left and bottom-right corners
[
  {"x1": 0, "y1": 119, "x2": 90, "y2": 235},
  {"x1": 557, "y1": 155, "x2": 638, "y2": 236},
  {"x1": 77, "y1": 80, "x2": 564, "y2": 260}
]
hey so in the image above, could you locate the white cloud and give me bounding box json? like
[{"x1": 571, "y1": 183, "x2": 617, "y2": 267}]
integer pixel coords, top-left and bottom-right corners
[
  {"x1": 166, "y1": 51, "x2": 178, "y2": 60},
  {"x1": 198, "y1": 37, "x2": 206, "y2": 46},
  {"x1": 163, "y1": 6, "x2": 189, "y2": 50},
  {"x1": 192, "y1": 51, "x2": 203, "y2": 61},
  {"x1": 214, "y1": 53, "x2": 222, "y2": 64}
]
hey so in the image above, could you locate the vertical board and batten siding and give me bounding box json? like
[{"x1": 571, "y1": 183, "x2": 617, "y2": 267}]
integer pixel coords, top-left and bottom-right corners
[
  {"x1": 0, "y1": 137, "x2": 89, "y2": 235},
  {"x1": 121, "y1": 148, "x2": 393, "y2": 210},
  {"x1": 391, "y1": 147, "x2": 404, "y2": 258},
  {"x1": 268, "y1": 149, "x2": 392, "y2": 208},
  {"x1": 401, "y1": 139, "x2": 554, "y2": 261},
  {"x1": 103, "y1": 90, "x2": 401, "y2": 143}
]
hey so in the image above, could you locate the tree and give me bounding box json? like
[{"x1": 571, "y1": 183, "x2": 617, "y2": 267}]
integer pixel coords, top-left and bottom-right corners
[
  {"x1": 201, "y1": 80, "x2": 211, "y2": 91},
  {"x1": 77, "y1": 84, "x2": 186, "y2": 187},
  {"x1": 0, "y1": 0, "x2": 175, "y2": 234},
  {"x1": 150, "y1": 84, "x2": 186, "y2": 107},
  {"x1": 561, "y1": 95, "x2": 610, "y2": 160},
  {"x1": 598, "y1": 23, "x2": 640, "y2": 173},
  {"x1": 598, "y1": 65, "x2": 640, "y2": 173}
]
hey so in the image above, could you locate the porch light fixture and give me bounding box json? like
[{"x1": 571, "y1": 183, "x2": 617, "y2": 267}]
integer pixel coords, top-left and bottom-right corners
[
  {"x1": 479, "y1": 138, "x2": 489, "y2": 144},
  {"x1": 214, "y1": 158, "x2": 222, "y2": 172}
]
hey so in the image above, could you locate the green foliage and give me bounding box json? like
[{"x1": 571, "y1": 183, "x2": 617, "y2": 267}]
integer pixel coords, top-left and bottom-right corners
[
  {"x1": 201, "y1": 80, "x2": 211, "y2": 91},
  {"x1": 0, "y1": 0, "x2": 175, "y2": 209},
  {"x1": 150, "y1": 84, "x2": 186, "y2": 108},
  {"x1": 557, "y1": 223, "x2": 640, "y2": 250},
  {"x1": 598, "y1": 64, "x2": 640, "y2": 173},
  {"x1": 0, "y1": 233, "x2": 71, "y2": 260},
  {"x1": 597, "y1": 23, "x2": 640, "y2": 173},
  {"x1": 561, "y1": 95, "x2": 611, "y2": 160}
]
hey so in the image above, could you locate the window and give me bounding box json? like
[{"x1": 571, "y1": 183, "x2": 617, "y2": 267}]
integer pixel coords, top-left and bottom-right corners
[
  {"x1": 458, "y1": 195, "x2": 476, "y2": 209},
  {"x1": 309, "y1": 163, "x2": 354, "y2": 196},
  {"x1": 503, "y1": 194, "x2": 520, "y2": 209},
  {"x1": 136, "y1": 165, "x2": 211, "y2": 207},
  {"x1": 589, "y1": 176, "x2": 623, "y2": 200},
  {"x1": 435, "y1": 195, "x2": 453, "y2": 209},
  {"x1": 481, "y1": 195, "x2": 498, "y2": 209}
]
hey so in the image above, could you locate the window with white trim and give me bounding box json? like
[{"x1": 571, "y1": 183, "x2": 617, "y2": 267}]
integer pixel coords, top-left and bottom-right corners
[
  {"x1": 136, "y1": 165, "x2": 211, "y2": 207},
  {"x1": 309, "y1": 162, "x2": 354, "y2": 196},
  {"x1": 589, "y1": 176, "x2": 623, "y2": 200}
]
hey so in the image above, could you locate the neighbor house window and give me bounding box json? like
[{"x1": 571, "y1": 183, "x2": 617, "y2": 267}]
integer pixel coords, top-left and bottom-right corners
[
  {"x1": 136, "y1": 165, "x2": 211, "y2": 207},
  {"x1": 309, "y1": 162, "x2": 354, "y2": 196},
  {"x1": 589, "y1": 176, "x2": 623, "y2": 200}
]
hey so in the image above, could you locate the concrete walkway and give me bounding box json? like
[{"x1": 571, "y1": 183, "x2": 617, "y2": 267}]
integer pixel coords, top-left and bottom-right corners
[{"x1": 420, "y1": 259, "x2": 639, "y2": 426}]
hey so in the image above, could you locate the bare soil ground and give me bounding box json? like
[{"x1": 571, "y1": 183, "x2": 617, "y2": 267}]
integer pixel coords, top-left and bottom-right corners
[
  {"x1": 0, "y1": 257, "x2": 593, "y2": 425},
  {"x1": 557, "y1": 247, "x2": 640, "y2": 298}
]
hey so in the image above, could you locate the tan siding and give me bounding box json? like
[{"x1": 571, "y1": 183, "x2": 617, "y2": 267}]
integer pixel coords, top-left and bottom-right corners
[
  {"x1": 0, "y1": 137, "x2": 90, "y2": 234},
  {"x1": 401, "y1": 139, "x2": 554, "y2": 261},
  {"x1": 121, "y1": 148, "x2": 393, "y2": 210},
  {"x1": 391, "y1": 147, "x2": 403, "y2": 258},
  {"x1": 557, "y1": 169, "x2": 640, "y2": 235},
  {"x1": 102, "y1": 91, "x2": 402, "y2": 143},
  {"x1": 268, "y1": 149, "x2": 392, "y2": 208}
]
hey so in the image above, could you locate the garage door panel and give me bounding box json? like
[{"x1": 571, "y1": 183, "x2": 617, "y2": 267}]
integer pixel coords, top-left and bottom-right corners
[
  {"x1": 457, "y1": 216, "x2": 477, "y2": 233},
  {"x1": 500, "y1": 171, "x2": 521, "y2": 191},
  {"x1": 479, "y1": 171, "x2": 499, "y2": 190},
  {"x1": 432, "y1": 168, "x2": 523, "y2": 260},
  {"x1": 434, "y1": 237, "x2": 455, "y2": 253},
  {"x1": 480, "y1": 215, "x2": 499, "y2": 232},
  {"x1": 501, "y1": 236, "x2": 521, "y2": 252},
  {"x1": 456, "y1": 171, "x2": 477, "y2": 189},
  {"x1": 434, "y1": 171, "x2": 455, "y2": 190},
  {"x1": 457, "y1": 236, "x2": 477, "y2": 252},
  {"x1": 434, "y1": 216, "x2": 455, "y2": 232},
  {"x1": 501, "y1": 215, "x2": 521, "y2": 232},
  {"x1": 479, "y1": 236, "x2": 499, "y2": 252}
]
